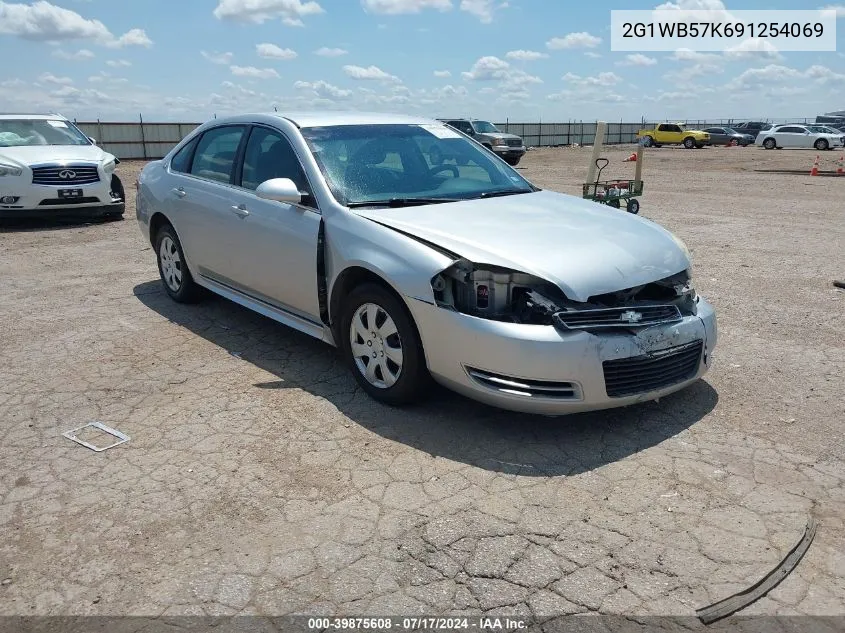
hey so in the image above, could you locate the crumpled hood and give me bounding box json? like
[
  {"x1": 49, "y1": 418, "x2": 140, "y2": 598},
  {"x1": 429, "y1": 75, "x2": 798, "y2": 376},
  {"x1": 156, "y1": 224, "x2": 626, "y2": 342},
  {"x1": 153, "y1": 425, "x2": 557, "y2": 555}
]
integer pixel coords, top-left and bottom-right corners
[
  {"x1": 353, "y1": 190, "x2": 690, "y2": 302},
  {"x1": 0, "y1": 144, "x2": 112, "y2": 167}
]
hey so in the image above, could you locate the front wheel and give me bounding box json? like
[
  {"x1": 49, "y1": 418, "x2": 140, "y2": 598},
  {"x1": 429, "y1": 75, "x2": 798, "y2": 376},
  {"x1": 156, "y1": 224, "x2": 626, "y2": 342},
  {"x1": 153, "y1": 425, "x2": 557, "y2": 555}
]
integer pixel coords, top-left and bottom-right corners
[
  {"x1": 815, "y1": 139, "x2": 829, "y2": 151},
  {"x1": 683, "y1": 137, "x2": 696, "y2": 149},
  {"x1": 341, "y1": 284, "x2": 430, "y2": 405},
  {"x1": 155, "y1": 224, "x2": 203, "y2": 303},
  {"x1": 505, "y1": 156, "x2": 521, "y2": 166}
]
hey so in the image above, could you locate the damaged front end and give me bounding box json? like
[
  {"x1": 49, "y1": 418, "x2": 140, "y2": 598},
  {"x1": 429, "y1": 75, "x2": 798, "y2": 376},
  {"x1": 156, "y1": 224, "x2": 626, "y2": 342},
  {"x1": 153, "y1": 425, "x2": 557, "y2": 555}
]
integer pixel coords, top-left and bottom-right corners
[{"x1": 431, "y1": 260, "x2": 698, "y2": 331}]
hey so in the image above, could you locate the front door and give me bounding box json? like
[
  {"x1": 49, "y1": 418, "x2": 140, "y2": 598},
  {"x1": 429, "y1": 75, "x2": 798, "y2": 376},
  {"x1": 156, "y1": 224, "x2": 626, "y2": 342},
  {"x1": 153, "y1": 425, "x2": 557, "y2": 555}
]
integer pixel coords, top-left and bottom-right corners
[{"x1": 225, "y1": 125, "x2": 322, "y2": 323}]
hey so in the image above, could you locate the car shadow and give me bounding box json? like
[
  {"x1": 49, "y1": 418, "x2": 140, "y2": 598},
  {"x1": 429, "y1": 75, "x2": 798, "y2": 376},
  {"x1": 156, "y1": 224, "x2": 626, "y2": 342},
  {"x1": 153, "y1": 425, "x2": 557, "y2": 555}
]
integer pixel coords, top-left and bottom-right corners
[
  {"x1": 0, "y1": 216, "x2": 122, "y2": 233},
  {"x1": 133, "y1": 280, "x2": 718, "y2": 476}
]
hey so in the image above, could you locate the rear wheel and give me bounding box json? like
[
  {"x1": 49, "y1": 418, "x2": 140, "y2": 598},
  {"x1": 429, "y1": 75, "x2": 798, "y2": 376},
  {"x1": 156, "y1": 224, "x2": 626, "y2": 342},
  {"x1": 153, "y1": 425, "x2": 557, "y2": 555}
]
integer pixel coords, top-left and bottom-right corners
[
  {"x1": 815, "y1": 138, "x2": 829, "y2": 151},
  {"x1": 155, "y1": 224, "x2": 203, "y2": 303},
  {"x1": 608, "y1": 199, "x2": 621, "y2": 209},
  {"x1": 626, "y1": 198, "x2": 640, "y2": 214},
  {"x1": 341, "y1": 283, "x2": 430, "y2": 405},
  {"x1": 641, "y1": 136, "x2": 654, "y2": 148},
  {"x1": 763, "y1": 138, "x2": 776, "y2": 150}
]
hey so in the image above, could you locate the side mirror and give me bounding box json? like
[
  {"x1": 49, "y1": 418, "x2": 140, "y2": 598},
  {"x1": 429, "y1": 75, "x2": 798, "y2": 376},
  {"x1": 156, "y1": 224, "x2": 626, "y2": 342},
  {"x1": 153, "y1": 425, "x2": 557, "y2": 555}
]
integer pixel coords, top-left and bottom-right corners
[
  {"x1": 256, "y1": 178, "x2": 302, "y2": 204},
  {"x1": 88, "y1": 137, "x2": 97, "y2": 145}
]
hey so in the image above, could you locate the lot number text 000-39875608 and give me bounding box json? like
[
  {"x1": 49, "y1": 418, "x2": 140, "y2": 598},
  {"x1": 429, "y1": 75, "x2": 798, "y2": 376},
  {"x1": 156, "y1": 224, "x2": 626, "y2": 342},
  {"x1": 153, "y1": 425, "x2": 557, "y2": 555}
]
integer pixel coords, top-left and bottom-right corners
[{"x1": 610, "y1": 9, "x2": 837, "y2": 52}]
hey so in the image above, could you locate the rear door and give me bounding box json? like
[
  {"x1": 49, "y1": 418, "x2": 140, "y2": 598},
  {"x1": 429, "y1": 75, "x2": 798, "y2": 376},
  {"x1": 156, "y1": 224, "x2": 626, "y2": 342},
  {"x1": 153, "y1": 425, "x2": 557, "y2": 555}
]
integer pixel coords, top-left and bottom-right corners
[
  {"x1": 223, "y1": 125, "x2": 323, "y2": 322},
  {"x1": 166, "y1": 125, "x2": 248, "y2": 280},
  {"x1": 704, "y1": 128, "x2": 726, "y2": 144},
  {"x1": 777, "y1": 126, "x2": 804, "y2": 147}
]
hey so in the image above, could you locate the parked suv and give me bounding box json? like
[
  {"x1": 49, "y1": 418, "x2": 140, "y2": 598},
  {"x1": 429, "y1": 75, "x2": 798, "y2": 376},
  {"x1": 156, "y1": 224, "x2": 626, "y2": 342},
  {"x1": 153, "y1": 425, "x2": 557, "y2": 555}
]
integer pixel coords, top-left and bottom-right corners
[
  {"x1": 438, "y1": 118, "x2": 526, "y2": 165},
  {"x1": 0, "y1": 113, "x2": 124, "y2": 220}
]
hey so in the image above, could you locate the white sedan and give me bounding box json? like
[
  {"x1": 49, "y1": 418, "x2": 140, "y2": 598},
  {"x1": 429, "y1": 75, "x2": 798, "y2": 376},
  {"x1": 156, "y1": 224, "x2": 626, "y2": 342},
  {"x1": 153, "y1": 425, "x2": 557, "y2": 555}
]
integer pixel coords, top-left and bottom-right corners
[
  {"x1": 0, "y1": 114, "x2": 125, "y2": 221},
  {"x1": 757, "y1": 124, "x2": 845, "y2": 151}
]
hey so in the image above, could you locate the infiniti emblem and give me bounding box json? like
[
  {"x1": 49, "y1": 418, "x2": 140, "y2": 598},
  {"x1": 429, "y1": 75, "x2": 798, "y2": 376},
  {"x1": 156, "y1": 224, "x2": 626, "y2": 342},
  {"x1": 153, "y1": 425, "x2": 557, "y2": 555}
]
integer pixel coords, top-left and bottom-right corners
[
  {"x1": 58, "y1": 169, "x2": 77, "y2": 180},
  {"x1": 620, "y1": 310, "x2": 643, "y2": 324}
]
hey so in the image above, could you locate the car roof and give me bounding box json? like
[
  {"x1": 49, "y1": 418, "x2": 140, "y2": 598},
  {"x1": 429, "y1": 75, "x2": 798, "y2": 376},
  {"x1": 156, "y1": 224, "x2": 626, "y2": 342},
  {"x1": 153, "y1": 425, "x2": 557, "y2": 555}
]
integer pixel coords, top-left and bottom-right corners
[
  {"x1": 213, "y1": 111, "x2": 440, "y2": 128},
  {"x1": 0, "y1": 113, "x2": 68, "y2": 120}
]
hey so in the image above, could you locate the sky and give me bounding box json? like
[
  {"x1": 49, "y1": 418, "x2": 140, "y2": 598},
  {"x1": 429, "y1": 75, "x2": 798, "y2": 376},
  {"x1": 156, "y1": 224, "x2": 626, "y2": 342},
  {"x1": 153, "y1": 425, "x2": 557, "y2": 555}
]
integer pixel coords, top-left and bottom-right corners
[{"x1": 0, "y1": 0, "x2": 843, "y2": 123}]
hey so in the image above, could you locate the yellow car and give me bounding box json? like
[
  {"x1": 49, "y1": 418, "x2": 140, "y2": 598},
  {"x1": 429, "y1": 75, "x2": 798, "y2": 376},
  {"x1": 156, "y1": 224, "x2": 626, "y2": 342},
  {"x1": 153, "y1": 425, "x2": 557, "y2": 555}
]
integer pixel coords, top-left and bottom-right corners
[{"x1": 637, "y1": 123, "x2": 711, "y2": 149}]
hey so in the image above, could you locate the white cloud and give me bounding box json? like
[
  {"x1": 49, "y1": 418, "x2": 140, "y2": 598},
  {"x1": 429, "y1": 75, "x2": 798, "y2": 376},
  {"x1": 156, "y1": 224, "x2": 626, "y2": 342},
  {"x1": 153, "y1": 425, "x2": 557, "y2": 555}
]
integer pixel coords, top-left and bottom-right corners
[
  {"x1": 106, "y1": 59, "x2": 131, "y2": 68},
  {"x1": 653, "y1": 0, "x2": 732, "y2": 21},
  {"x1": 724, "y1": 38, "x2": 783, "y2": 61},
  {"x1": 563, "y1": 71, "x2": 622, "y2": 86},
  {"x1": 89, "y1": 72, "x2": 128, "y2": 84},
  {"x1": 461, "y1": 55, "x2": 510, "y2": 80},
  {"x1": 230, "y1": 65, "x2": 280, "y2": 79},
  {"x1": 546, "y1": 32, "x2": 602, "y2": 50},
  {"x1": 584, "y1": 51, "x2": 602, "y2": 59},
  {"x1": 38, "y1": 72, "x2": 73, "y2": 86},
  {"x1": 361, "y1": 0, "x2": 451, "y2": 14},
  {"x1": 726, "y1": 64, "x2": 845, "y2": 92},
  {"x1": 106, "y1": 28, "x2": 152, "y2": 48},
  {"x1": 202, "y1": 50, "x2": 234, "y2": 65},
  {"x1": 314, "y1": 46, "x2": 348, "y2": 57},
  {"x1": 256, "y1": 43, "x2": 298, "y2": 59},
  {"x1": 294, "y1": 79, "x2": 352, "y2": 99},
  {"x1": 213, "y1": 0, "x2": 324, "y2": 24},
  {"x1": 505, "y1": 49, "x2": 548, "y2": 61},
  {"x1": 433, "y1": 70, "x2": 451, "y2": 77},
  {"x1": 0, "y1": 1, "x2": 151, "y2": 47},
  {"x1": 820, "y1": 5, "x2": 845, "y2": 17},
  {"x1": 52, "y1": 48, "x2": 95, "y2": 60},
  {"x1": 343, "y1": 64, "x2": 400, "y2": 82},
  {"x1": 459, "y1": 0, "x2": 506, "y2": 23},
  {"x1": 618, "y1": 53, "x2": 657, "y2": 67}
]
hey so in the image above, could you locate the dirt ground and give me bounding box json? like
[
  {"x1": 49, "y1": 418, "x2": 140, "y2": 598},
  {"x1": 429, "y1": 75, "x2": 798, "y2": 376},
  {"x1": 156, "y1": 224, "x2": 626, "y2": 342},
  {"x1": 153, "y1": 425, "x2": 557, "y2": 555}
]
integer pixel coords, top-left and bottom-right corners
[{"x1": 0, "y1": 144, "x2": 843, "y2": 625}]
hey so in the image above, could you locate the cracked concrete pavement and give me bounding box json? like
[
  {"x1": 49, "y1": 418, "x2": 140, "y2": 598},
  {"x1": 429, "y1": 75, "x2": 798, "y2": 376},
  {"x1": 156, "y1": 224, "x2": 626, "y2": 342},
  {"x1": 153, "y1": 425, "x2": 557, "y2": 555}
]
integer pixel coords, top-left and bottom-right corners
[{"x1": 0, "y1": 146, "x2": 843, "y2": 622}]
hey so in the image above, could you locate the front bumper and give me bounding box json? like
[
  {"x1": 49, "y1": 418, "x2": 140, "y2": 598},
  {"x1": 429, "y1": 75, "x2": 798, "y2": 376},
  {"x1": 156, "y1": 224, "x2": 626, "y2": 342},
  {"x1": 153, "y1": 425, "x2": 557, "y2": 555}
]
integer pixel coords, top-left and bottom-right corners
[
  {"x1": 0, "y1": 179, "x2": 123, "y2": 219},
  {"x1": 493, "y1": 145, "x2": 526, "y2": 158},
  {"x1": 409, "y1": 297, "x2": 717, "y2": 415}
]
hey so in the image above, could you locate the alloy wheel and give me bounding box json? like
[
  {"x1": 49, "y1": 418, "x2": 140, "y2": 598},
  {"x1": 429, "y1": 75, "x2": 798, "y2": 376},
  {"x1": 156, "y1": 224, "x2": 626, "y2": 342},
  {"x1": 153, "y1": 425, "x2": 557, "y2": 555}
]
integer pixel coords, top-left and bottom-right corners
[
  {"x1": 159, "y1": 236, "x2": 183, "y2": 292},
  {"x1": 349, "y1": 302, "x2": 403, "y2": 389}
]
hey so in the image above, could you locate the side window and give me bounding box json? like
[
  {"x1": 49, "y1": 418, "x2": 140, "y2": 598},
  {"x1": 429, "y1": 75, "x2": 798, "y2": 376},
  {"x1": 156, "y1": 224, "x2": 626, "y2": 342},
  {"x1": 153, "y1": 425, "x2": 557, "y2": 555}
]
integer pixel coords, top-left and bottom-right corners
[
  {"x1": 670, "y1": 125, "x2": 683, "y2": 133},
  {"x1": 190, "y1": 126, "x2": 246, "y2": 184},
  {"x1": 170, "y1": 137, "x2": 198, "y2": 173},
  {"x1": 779, "y1": 126, "x2": 801, "y2": 133},
  {"x1": 241, "y1": 127, "x2": 309, "y2": 195}
]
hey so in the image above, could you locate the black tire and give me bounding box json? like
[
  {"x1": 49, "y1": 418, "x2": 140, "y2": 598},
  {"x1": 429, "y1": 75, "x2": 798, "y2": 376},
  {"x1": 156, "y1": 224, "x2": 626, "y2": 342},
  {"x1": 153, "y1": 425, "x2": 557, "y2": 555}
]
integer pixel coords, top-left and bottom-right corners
[
  {"x1": 683, "y1": 137, "x2": 696, "y2": 149},
  {"x1": 154, "y1": 224, "x2": 203, "y2": 303},
  {"x1": 505, "y1": 156, "x2": 521, "y2": 166},
  {"x1": 340, "y1": 283, "x2": 430, "y2": 406},
  {"x1": 762, "y1": 138, "x2": 776, "y2": 150},
  {"x1": 653, "y1": 143, "x2": 662, "y2": 148},
  {"x1": 626, "y1": 198, "x2": 640, "y2": 214},
  {"x1": 641, "y1": 136, "x2": 654, "y2": 148},
  {"x1": 608, "y1": 199, "x2": 621, "y2": 209},
  {"x1": 815, "y1": 139, "x2": 829, "y2": 151},
  {"x1": 696, "y1": 143, "x2": 705, "y2": 149}
]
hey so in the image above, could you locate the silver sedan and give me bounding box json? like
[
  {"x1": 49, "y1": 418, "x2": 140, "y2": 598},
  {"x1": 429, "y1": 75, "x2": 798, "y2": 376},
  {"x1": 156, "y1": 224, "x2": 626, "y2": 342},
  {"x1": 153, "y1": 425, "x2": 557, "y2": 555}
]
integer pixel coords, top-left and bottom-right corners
[{"x1": 136, "y1": 112, "x2": 717, "y2": 415}]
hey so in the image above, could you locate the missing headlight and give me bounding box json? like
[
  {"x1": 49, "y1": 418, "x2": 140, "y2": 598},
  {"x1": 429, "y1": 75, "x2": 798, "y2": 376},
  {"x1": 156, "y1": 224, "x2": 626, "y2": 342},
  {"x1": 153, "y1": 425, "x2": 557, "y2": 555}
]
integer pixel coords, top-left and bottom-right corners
[{"x1": 432, "y1": 260, "x2": 566, "y2": 324}]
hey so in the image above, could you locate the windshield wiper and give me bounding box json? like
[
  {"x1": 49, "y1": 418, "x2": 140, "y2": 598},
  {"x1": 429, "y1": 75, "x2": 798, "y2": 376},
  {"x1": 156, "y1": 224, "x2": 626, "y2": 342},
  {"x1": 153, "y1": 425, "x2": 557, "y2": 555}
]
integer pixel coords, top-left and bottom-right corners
[
  {"x1": 476, "y1": 189, "x2": 533, "y2": 199},
  {"x1": 347, "y1": 197, "x2": 461, "y2": 208}
]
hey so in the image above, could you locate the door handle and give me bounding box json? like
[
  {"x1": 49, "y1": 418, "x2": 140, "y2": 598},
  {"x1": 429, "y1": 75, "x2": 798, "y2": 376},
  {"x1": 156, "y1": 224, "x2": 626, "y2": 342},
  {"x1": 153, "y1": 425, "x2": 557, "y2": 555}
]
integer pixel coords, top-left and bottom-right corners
[
  {"x1": 231, "y1": 204, "x2": 249, "y2": 218},
  {"x1": 172, "y1": 187, "x2": 186, "y2": 198}
]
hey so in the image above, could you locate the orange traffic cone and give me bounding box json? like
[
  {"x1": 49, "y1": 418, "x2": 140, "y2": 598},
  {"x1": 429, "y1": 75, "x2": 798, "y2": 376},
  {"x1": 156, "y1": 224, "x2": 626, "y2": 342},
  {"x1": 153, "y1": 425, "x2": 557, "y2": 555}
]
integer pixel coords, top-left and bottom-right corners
[
  {"x1": 624, "y1": 152, "x2": 637, "y2": 162},
  {"x1": 838, "y1": 154, "x2": 844, "y2": 175},
  {"x1": 810, "y1": 155, "x2": 820, "y2": 176}
]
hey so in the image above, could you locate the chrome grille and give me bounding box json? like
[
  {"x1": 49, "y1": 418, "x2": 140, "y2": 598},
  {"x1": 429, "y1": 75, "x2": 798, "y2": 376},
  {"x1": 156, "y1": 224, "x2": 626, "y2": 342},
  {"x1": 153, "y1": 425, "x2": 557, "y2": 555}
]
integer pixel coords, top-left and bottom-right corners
[
  {"x1": 32, "y1": 164, "x2": 100, "y2": 186},
  {"x1": 603, "y1": 341, "x2": 703, "y2": 398},
  {"x1": 467, "y1": 368, "x2": 579, "y2": 400},
  {"x1": 506, "y1": 139, "x2": 522, "y2": 147},
  {"x1": 554, "y1": 305, "x2": 682, "y2": 330}
]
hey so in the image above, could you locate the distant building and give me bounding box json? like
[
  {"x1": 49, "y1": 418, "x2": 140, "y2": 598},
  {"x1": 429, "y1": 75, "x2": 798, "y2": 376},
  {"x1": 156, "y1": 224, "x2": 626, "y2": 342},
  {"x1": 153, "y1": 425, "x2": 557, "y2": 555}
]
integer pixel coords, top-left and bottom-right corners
[{"x1": 816, "y1": 110, "x2": 845, "y2": 123}]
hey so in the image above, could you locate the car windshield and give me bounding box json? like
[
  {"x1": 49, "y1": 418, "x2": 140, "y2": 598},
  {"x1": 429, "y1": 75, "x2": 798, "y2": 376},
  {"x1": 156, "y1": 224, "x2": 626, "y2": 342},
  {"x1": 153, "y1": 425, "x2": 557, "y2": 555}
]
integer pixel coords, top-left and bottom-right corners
[
  {"x1": 473, "y1": 121, "x2": 500, "y2": 134},
  {"x1": 724, "y1": 128, "x2": 741, "y2": 134},
  {"x1": 0, "y1": 119, "x2": 91, "y2": 147},
  {"x1": 301, "y1": 123, "x2": 535, "y2": 206}
]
